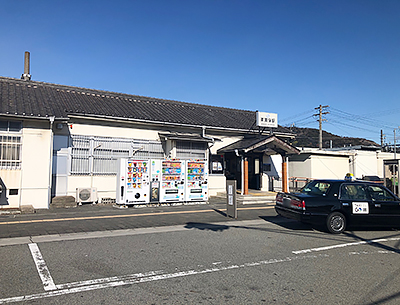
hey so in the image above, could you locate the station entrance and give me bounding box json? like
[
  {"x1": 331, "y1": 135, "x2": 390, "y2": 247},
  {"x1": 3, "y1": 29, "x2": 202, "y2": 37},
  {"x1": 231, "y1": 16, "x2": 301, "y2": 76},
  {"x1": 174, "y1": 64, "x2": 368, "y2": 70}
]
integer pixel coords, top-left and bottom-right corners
[{"x1": 218, "y1": 135, "x2": 299, "y2": 193}]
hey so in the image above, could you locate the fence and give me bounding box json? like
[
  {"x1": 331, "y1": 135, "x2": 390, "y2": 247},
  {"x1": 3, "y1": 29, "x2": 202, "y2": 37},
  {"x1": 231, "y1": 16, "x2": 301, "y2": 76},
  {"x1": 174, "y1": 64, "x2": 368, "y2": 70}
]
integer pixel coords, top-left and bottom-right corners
[{"x1": 269, "y1": 176, "x2": 311, "y2": 193}]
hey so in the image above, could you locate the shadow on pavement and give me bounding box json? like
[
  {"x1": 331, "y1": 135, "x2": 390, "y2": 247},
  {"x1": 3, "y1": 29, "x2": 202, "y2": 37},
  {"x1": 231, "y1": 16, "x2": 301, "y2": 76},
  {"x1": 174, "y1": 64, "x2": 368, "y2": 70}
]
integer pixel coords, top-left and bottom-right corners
[
  {"x1": 259, "y1": 215, "x2": 315, "y2": 231},
  {"x1": 184, "y1": 216, "x2": 351, "y2": 244},
  {"x1": 184, "y1": 222, "x2": 230, "y2": 231},
  {"x1": 212, "y1": 208, "x2": 228, "y2": 217}
]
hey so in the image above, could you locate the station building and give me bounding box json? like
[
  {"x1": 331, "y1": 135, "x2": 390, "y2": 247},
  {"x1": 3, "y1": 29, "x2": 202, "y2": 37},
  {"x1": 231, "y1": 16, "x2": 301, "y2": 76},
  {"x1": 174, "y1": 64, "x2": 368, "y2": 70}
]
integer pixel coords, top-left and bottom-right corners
[{"x1": 0, "y1": 72, "x2": 298, "y2": 210}]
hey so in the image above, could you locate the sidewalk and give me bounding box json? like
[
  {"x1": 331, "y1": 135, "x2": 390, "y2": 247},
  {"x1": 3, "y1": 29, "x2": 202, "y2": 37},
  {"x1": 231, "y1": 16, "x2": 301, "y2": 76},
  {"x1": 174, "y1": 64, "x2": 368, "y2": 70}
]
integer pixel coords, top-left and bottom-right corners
[{"x1": 0, "y1": 198, "x2": 277, "y2": 240}]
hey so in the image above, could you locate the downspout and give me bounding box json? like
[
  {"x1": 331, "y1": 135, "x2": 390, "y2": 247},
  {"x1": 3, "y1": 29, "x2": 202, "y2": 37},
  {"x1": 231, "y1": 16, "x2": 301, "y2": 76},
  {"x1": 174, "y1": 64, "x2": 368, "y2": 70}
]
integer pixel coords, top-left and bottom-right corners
[
  {"x1": 48, "y1": 116, "x2": 55, "y2": 208},
  {"x1": 202, "y1": 126, "x2": 215, "y2": 149},
  {"x1": 202, "y1": 126, "x2": 215, "y2": 162}
]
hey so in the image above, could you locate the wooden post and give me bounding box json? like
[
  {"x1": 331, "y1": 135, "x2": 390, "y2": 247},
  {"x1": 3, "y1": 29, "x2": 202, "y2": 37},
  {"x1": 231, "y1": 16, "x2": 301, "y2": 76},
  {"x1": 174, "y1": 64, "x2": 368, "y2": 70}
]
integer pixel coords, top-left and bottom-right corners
[
  {"x1": 244, "y1": 159, "x2": 249, "y2": 195},
  {"x1": 282, "y1": 156, "x2": 288, "y2": 193}
]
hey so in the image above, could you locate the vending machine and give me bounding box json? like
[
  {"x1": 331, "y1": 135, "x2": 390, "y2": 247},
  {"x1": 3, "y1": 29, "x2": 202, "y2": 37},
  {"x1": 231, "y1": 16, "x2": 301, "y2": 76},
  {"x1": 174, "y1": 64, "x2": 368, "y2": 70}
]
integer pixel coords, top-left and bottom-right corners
[
  {"x1": 150, "y1": 159, "x2": 161, "y2": 203},
  {"x1": 116, "y1": 158, "x2": 150, "y2": 205},
  {"x1": 185, "y1": 160, "x2": 208, "y2": 202},
  {"x1": 160, "y1": 159, "x2": 186, "y2": 202}
]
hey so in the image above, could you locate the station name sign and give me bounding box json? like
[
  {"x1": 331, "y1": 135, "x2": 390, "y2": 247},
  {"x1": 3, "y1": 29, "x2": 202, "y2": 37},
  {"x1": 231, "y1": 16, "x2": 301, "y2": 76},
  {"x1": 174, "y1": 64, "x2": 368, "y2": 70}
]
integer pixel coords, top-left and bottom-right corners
[{"x1": 256, "y1": 111, "x2": 278, "y2": 128}]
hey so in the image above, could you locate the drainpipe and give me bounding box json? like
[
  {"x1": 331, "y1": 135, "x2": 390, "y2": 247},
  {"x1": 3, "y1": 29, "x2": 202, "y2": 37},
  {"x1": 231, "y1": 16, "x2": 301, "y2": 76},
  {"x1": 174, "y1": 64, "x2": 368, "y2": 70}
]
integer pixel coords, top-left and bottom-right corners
[
  {"x1": 202, "y1": 126, "x2": 215, "y2": 169},
  {"x1": 48, "y1": 117, "x2": 55, "y2": 208}
]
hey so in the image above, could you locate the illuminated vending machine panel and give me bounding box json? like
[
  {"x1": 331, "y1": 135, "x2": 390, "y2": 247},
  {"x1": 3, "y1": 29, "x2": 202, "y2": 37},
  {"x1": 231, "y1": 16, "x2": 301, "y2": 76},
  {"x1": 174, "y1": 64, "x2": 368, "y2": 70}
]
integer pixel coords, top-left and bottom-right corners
[
  {"x1": 160, "y1": 160, "x2": 185, "y2": 202},
  {"x1": 116, "y1": 158, "x2": 150, "y2": 205},
  {"x1": 150, "y1": 159, "x2": 161, "y2": 203},
  {"x1": 185, "y1": 160, "x2": 208, "y2": 201}
]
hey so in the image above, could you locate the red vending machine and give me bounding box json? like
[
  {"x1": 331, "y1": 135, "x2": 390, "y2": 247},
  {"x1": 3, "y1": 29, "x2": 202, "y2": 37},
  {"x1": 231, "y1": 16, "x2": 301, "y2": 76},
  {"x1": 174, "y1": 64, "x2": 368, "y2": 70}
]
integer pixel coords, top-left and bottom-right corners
[
  {"x1": 185, "y1": 160, "x2": 208, "y2": 202},
  {"x1": 160, "y1": 160, "x2": 186, "y2": 203},
  {"x1": 116, "y1": 158, "x2": 150, "y2": 205}
]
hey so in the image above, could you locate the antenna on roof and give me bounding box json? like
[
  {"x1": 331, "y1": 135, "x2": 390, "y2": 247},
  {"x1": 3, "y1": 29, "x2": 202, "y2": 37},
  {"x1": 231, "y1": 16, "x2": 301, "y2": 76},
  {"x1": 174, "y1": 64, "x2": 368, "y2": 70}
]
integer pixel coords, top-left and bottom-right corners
[{"x1": 21, "y1": 51, "x2": 31, "y2": 81}]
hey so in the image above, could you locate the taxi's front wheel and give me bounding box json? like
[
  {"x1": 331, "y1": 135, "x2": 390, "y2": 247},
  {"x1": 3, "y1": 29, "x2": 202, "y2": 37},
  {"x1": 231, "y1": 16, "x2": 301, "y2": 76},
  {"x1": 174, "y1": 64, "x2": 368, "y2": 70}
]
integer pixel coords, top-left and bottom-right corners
[{"x1": 326, "y1": 212, "x2": 346, "y2": 234}]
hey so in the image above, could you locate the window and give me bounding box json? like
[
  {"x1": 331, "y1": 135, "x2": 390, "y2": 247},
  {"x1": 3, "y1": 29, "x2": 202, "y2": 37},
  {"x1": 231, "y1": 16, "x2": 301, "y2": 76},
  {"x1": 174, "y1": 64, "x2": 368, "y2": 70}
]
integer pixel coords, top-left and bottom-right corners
[
  {"x1": 176, "y1": 141, "x2": 207, "y2": 159},
  {"x1": 70, "y1": 135, "x2": 164, "y2": 175},
  {"x1": 210, "y1": 154, "x2": 224, "y2": 174},
  {"x1": 340, "y1": 184, "x2": 368, "y2": 200},
  {"x1": 367, "y1": 185, "x2": 395, "y2": 201},
  {"x1": 0, "y1": 120, "x2": 22, "y2": 169},
  {"x1": 263, "y1": 163, "x2": 272, "y2": 172},
  {"x1": 301, "y1": 181, "x2": 331, "y2": 196},
  {"x1": 0, "y1": 121, "x2": 22, "y2": 132}
]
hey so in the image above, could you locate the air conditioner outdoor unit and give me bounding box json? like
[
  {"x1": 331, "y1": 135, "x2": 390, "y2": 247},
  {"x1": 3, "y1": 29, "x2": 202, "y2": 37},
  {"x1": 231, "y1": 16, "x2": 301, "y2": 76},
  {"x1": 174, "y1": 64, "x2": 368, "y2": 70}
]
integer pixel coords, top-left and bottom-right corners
[{"x1": 76, "y1": 187, "x2": 98, "y2": 205}]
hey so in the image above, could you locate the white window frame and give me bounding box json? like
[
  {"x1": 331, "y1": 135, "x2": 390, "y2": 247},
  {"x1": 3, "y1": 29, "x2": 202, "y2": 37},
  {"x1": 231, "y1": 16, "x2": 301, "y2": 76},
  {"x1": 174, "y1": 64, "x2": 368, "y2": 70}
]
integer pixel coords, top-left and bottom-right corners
[{"x1": 0, "y1": 121, "x2": 22, "y2": 170}]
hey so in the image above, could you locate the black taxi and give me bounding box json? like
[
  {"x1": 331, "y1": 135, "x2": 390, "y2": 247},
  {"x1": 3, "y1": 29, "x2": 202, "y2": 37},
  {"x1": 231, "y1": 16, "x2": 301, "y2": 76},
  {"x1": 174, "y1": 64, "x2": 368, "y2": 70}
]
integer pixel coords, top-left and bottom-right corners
[{"x1": 275, "y1": 179, "x2": 400, "y2": 234}]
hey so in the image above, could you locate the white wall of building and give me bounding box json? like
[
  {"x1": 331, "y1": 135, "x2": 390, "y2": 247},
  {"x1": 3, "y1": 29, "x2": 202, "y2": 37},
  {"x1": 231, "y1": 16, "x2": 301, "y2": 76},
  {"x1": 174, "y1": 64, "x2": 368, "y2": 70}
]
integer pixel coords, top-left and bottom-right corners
[
  {"x1": 69, "y1": 123, "x2": 160, "y2": 141},
  {"x1": 0, "y1": 170, "x2": 21, "y2": 208},
  {"x1": 1, "y1": 121, "x2": 52, "y2": 209},
  {"x1": 310, "y1": 154, "x2": 349, "y2": 179},
  {"x1": 55, "y1": 122, "x2": 246, "y2": 201},
  {"x1": 289, "y1": 149, "x2": 350, "y2": 180},
  {"x1": 259, "y1": 155, "x2": 283, "y2": 191}
]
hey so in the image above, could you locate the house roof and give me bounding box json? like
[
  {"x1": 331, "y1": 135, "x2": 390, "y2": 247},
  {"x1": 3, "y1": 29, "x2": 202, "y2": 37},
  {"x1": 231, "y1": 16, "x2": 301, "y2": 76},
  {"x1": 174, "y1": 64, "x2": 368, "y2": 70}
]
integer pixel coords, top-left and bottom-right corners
[{"x1": 0, "y1": 76, "x2": 291, "y2": 134}]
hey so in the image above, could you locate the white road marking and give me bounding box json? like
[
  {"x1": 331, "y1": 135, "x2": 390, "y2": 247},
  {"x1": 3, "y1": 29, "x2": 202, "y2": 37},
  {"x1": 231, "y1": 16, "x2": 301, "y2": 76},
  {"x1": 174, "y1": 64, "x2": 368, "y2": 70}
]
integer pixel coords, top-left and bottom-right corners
[
  {"x1": 292, "y1": 237, "x2": 400, "y2": 254},
  {"x1": 0, "y1": 255, "x2": 322, "y2": 304},
  {"x1": 55, "y1": 270, "x2": 165, "y2": 290},
  {"x1": 28, "y1": 243, "x2": 56, "y2": 291}
]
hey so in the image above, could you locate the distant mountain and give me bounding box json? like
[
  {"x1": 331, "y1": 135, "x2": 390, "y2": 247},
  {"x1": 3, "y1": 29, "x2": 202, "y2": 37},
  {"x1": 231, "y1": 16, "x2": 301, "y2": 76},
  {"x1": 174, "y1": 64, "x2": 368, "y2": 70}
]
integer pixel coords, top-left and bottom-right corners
[{"x1": 287, "y1": 127, "x2": 378, "y2": 148}]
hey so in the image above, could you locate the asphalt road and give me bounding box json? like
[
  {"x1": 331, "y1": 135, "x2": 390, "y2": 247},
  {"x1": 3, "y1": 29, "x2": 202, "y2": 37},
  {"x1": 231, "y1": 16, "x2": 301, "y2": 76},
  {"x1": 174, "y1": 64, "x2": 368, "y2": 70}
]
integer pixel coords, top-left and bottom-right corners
[{"x1": 0, "y1": 203, "x2": 400, "y2": 304}]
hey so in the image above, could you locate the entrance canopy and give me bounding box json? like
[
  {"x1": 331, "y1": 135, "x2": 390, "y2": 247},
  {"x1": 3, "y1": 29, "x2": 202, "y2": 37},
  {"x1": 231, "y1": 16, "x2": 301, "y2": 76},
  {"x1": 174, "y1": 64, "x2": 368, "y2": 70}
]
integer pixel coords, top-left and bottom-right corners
[
  {"x1": 159, "y1": 131, "x2": 217, "y2": 143},
  {"x1": 217, "y1": 135, "x2": 300, "y2": 156}
]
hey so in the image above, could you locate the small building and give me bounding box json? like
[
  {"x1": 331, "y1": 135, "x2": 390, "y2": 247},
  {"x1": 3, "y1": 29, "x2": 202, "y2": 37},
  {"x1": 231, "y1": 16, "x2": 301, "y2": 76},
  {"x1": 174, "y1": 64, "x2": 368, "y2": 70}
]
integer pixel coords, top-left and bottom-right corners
[{"x1": 287, "y1": 146, "x2": 396, "y2": 191}]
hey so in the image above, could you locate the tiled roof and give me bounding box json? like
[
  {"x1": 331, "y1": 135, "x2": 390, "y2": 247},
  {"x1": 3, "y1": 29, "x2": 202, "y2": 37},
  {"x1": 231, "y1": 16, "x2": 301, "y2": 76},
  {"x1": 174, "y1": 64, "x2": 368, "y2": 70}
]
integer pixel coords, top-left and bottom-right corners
[{"x1": 0, "y1": 76, "x2": 288, "y2": 133}]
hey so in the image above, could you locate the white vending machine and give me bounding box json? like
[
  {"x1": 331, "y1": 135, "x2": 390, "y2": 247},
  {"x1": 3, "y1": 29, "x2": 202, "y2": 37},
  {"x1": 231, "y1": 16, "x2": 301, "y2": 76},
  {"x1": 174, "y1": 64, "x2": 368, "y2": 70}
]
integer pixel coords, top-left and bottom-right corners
[
  {"x1": 116, "y1": 158, "x2": 150, "y2": 205},
  {"x1": 185, "y1": 160, "x2": 208, "y2": 202},
  {"x1": 150, "y1": 159, "x2": 161, "y2": 203},
  {"x1": 160, "y1": 159, "x2": 186, "y2": 202}
]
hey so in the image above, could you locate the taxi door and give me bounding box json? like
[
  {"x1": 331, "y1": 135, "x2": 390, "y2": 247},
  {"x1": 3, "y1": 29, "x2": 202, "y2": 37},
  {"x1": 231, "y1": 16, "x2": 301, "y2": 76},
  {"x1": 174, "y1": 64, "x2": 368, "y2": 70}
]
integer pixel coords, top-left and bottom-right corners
[
  {"x1": 365, "y1": 184, "x2": 400, "y2": 227},
  {"x1": 339, "y1": 183, "x2": 375, "y2": 226}
]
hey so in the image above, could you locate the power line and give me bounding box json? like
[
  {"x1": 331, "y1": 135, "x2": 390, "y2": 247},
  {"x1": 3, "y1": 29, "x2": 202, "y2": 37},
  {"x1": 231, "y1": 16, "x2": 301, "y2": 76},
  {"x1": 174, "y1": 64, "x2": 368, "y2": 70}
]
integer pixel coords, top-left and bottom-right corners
[
  {"x1": 279, "y1": 109, "x2": 315, "y2": 124},
  {"x1": 329, "y1": 107, "x2": 396, "y2": 130}
]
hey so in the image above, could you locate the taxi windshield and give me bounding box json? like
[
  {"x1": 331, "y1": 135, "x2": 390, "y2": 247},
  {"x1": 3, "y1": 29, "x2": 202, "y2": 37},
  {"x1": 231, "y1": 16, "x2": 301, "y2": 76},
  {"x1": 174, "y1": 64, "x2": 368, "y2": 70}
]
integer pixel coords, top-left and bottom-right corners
[{"x1": 300, "y1": 181, "x2": 331, "y2": 196}]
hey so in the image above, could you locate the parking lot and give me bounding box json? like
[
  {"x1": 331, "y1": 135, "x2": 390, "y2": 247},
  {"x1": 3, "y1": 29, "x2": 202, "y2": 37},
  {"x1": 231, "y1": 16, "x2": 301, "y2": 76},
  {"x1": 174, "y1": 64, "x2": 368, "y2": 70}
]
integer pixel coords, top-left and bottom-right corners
[{"x1": 0, "y1": 203, "x2": 399, "y2": 304}]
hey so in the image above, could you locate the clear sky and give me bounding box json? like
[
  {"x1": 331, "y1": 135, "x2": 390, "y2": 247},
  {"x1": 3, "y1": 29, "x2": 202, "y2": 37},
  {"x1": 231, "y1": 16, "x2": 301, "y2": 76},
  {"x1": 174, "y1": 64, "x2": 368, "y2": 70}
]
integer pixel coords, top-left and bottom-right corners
[{"x1": 1, "y1": 0, "x2": 400, "y2": 145}]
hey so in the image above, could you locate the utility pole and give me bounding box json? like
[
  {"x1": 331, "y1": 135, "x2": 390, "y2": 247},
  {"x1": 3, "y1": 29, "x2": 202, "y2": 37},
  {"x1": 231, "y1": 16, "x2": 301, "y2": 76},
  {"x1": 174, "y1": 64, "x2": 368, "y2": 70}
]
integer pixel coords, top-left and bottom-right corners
[
  {"x1": 314, "y1": 105, "x2": 329, "y2": 149},
  {"x1": 394, "y1": 129, "x2": 396, "y2": 159}
]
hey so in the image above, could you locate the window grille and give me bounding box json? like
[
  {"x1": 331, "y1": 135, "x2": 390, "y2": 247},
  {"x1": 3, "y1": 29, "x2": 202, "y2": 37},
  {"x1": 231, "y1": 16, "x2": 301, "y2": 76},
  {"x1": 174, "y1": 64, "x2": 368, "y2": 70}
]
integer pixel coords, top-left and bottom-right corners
[
  {"x1": 176, "y1": 140, "x2": 207, "y2": 159},
  {"x1": 0, "y1": 136, "x2": 22, "y2": 169},
  {"x1": 70, "y1": 135, "x2": 164, "y2": 175},
  {"x1": 0, "y1": 120, "x2": 22, "y2": 170}
]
